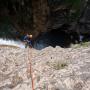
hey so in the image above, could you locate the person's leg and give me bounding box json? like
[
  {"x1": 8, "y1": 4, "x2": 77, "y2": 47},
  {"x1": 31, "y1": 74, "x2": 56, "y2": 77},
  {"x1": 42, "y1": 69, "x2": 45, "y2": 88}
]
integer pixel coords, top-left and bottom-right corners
[
  {"x1": 25, "y1": 42, "x2": 28, "y2": 48},
  {"x1": 29, "y1": 41, "x2": 33, "y2": 48}
]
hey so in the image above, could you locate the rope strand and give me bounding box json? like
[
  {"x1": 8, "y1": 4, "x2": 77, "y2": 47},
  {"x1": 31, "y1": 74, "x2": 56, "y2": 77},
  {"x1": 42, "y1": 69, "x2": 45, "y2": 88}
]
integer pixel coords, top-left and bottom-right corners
[{"x1": 28, "y1": 48, "x2": 34, "y2": 90}]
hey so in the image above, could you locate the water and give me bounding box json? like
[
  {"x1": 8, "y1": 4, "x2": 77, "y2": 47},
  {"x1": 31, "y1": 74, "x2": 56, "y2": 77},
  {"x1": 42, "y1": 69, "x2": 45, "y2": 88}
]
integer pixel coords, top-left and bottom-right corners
[
  {"x1": 0, "y1": 38, "x2": 25, "y2": 48},
  {"x1": 79, "y1": 35, "x2": 84, "y2": 42},
  {"x1": 0, "y1": 20, "x2": 26, "y2": 48}
]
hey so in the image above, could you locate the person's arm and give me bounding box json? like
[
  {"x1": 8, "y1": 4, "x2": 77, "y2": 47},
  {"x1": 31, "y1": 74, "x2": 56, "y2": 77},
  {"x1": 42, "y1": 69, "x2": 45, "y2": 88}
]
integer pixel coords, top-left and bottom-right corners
[{"x1": 23, "y1": 36, "x2": 27, "y2": 42}]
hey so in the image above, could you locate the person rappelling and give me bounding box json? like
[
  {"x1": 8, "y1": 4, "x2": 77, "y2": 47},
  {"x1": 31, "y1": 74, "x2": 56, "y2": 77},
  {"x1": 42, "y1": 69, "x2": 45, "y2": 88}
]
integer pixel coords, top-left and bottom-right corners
[{"x1": 23, "y1": 34, "x2": 33, "y2": 48}]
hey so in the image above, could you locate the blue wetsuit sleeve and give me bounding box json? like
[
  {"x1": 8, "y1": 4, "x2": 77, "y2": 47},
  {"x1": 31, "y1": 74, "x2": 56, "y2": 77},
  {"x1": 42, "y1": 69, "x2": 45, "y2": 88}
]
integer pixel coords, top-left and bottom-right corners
[{"x1": 23, "y1": 36, "x2": 27, "y2": 41}]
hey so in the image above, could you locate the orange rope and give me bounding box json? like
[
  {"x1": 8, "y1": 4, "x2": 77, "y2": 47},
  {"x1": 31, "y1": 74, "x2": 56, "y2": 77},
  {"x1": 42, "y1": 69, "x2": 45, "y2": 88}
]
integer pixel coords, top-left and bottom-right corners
[
  {"x1": 28, "y1": 48, "x2": 42, "y2": 90},
  {"x1": 28, "y1": 48, "x2": 34, "y2": 90}
]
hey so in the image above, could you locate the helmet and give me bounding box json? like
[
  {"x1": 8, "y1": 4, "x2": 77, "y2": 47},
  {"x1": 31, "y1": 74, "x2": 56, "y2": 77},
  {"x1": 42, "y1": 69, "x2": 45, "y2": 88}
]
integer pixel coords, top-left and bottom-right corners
[{"x1": 29, "y1": 35, "x2": 33, "y2": 38}]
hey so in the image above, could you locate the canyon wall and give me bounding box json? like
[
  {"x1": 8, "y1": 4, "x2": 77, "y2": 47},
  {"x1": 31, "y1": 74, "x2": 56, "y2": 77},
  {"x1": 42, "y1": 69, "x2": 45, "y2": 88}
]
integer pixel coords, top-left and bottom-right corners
[{"x1": 0, "y1": 0, "x2": 90, "y2": 39}]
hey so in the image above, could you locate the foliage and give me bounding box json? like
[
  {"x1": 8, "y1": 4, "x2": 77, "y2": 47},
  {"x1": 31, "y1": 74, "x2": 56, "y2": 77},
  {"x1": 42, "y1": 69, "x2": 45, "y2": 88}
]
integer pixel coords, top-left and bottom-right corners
[
  {"x1": 65, "y1": 0, "x2": 81, "y2": 22},
  {"x1": 47, "y1": 61, "x2": 68, "y2": 70}
]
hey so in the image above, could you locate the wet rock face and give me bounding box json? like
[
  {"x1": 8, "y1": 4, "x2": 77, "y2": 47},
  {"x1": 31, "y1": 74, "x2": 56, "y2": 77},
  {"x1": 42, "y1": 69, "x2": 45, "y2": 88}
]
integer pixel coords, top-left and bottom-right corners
[
  {"x1": 34, "y1": 0, "x2": 90, "y2": 35},
  {"x1": 48, "y1": 0, "x2": 82, "y2": 29},
  {"x1": 0, "y1": 0, "x2": 90, "y2": 39},
  {"x1": 48, "y1": 0, "x2": 90, "y2": 34},
  {"x1": 79, "y1": 0, "x2": 90, "y2": 34}
]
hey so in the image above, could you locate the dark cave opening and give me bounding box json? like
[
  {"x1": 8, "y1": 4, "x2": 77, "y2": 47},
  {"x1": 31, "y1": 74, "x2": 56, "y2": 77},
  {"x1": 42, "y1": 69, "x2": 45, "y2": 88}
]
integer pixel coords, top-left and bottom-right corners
[
  {"x1": 33, "y1": 28, "x2": 82, "y2": 50},
  {"x1": 0, "y1": 26, "x2": 90, "y2": 50}
]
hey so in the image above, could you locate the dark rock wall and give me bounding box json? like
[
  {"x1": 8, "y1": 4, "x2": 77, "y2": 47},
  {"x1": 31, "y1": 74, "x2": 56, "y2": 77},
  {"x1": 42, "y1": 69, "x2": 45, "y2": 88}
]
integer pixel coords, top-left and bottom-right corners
[
  {"x1": 0, "y1": 0, "x2": 90, "y2": 39},
  {"x1": 78, "y1": 0, "x2": 90, "y2": 34}
]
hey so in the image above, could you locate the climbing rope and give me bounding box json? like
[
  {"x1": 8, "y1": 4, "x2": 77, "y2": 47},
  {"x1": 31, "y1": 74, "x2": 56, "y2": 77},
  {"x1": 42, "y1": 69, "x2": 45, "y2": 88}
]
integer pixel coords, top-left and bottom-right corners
[
  {"x1": 27, "y1": 47, "x2": 42, "y2": 90},
  {"x1": 28, "y1": 48, "x2": 34, "y2": 90}
]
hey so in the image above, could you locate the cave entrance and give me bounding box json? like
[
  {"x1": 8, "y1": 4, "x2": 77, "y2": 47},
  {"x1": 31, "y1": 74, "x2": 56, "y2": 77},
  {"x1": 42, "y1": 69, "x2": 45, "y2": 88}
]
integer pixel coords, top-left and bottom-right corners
[
  {"x1": 34, "y1": 29, "x2": 74, "y2": 50},
  {"x1": 34, "y1": 27, "x2": 90, "y2": 50}
]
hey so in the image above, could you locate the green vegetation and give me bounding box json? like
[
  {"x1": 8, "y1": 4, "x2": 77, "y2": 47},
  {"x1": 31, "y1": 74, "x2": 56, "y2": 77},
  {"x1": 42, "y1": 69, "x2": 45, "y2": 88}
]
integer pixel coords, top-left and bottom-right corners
[
  {"x1": 65, "y1": 0, "x2": 81, "y2": 8},
  {"x1": 71, "y1": 41, "x2": 90, "y2": 48},
  {"x1": 52, "y1": 62, "x2": 67, "y2": 70},
  {"x1": 65, "y1": 0, "x2": 81, "y2": 22},
  {"x1": 47, "y1": 61, "x2": 68, "y2": 70}
]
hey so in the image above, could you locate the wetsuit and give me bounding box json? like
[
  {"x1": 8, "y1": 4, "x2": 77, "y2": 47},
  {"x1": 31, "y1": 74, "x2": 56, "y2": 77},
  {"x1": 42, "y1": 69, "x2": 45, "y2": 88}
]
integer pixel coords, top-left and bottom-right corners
[{"x1": 23, "y1": 35, "x2": 32, "y2": 48}]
